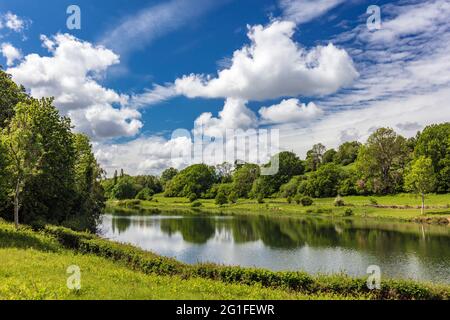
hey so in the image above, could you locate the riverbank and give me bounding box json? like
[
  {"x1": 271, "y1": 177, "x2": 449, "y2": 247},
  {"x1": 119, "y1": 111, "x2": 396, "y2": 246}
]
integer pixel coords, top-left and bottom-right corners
[
  {"x1": 107, "y1": 193, "x2": 450, "y2": 225},
  {"x1": 0, "y1": 220, "x2": 350, "y2": 300},
  {"x1": 1, "y1": 220, "x2": 449, "y2": 300}
]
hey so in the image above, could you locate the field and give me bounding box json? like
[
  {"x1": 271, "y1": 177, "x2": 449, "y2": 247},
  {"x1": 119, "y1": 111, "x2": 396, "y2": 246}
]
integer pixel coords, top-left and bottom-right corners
[
  {"x1": 1, "y1": 220, "x2": 449, "y2": 300},
  {"x1": 108, "y1": 193, "x2": 450, "y2": 224}
]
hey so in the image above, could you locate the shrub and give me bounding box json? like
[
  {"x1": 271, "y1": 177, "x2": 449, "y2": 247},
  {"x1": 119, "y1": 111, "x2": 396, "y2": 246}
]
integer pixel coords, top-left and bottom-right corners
[
  {"x1": 111, "y1": 178, "x2": 139, "y2": 200},
  {"x1": 369, "y1": 197, "x2": 378, "y2": 205},
  {"x1": 294, "y1": 195, "x2": 301, "y2": 205},
  {"x1": 190, "y1": 201, "x2": 202, "y2": 208},
  {"x1": 300, "y1": 196, "x2": 313, "y2": 206},
  {"x1": 256, "y1": 194, "x2": 264, "y2": 204},
  {"x1": 287, "y1": 196, "x2": 292, "y2": 204},
  {"x1": 44, "y1": 225, "x2": 94, "y2": 249},
  {"x1": 228, "y1": 191, "x2": 238, "y2": 204},
  {"x1": 334, "y1": 195, "x2": 345, "y2": 207},
  {"x1": 135, "y1": 188, "x2": 153, "y2": 201},
  {"x1": 188, "y1": 193, "x2": 198, "y2": 202},
  {"x1": 344, "y1": 208, "x2": 353, "y2": 216},
  {"x1": 215, "y1": 191, "x2": 228, "y2": 206},
  {"x1": 164, "y1": 164, "x2": 216, "y2": 197}
]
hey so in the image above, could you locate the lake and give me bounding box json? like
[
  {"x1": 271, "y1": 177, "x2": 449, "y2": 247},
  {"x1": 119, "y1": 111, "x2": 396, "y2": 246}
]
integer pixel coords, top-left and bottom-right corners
[{"x1": 99, "y1": 213, "x2": 450, "y2": 283}]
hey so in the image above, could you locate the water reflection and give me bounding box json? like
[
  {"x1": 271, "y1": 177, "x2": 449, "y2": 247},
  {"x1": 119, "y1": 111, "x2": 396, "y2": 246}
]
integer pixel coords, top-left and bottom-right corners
[{"x1": 100, "y1": 213, "x2": 450, "y2": 283}]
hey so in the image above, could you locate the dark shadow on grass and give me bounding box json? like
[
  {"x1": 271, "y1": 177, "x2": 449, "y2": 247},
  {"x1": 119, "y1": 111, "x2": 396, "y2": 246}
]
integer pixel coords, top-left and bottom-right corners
[
  {"x1": 424, "y1": 211, "x2": 450, "y2": 217},
  {"x1": 0, "y1": 228, "x2": 59, "y2": 252}
]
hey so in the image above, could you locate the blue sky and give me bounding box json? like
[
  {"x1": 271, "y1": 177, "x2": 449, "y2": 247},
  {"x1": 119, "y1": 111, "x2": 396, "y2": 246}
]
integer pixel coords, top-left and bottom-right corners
[{"x1": 1, "y1": 0, "x2": 450, "y2": 175}]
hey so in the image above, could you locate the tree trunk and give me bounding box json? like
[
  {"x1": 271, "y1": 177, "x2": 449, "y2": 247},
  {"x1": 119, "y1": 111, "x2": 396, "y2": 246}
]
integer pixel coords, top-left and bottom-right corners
[
  {"x1": 14, "y1": 178, "x2": 20, "y2": 229},
  {"x1": 421, "y1": 192, "x2": 425, "y2": 215}
]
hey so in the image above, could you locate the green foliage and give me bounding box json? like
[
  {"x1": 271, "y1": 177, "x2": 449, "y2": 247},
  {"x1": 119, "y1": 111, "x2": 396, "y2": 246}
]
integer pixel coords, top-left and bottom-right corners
[
  {"x1": 305, "y1": 143, "x2": 326, "y2": 171},
  {"x1": 228, "y1": 191, "x2": 238, "y2": 204},
  {"x1": 160, "y1": 167, "x2": 178, "y2": 188},
  {"x1": 96, "y1": 124, "x2": 449, "y2": 202},
  {"x1": 0, "y1": 69, "x2": 28, "y2": 128},
  {"x1": 322, "y1": 149, "x2": 337, "y2": 164},
  {"x1": 135, "y1": 187, "x2": 154, "y2": 201},
  {"x1": 188, "y1": 192, "x2": 198, "y2": 202},
  {"x1": 103, "y1": 173, "x2": 162, "y2": 201},
  {"x1": 279, "y1": 175, "x2": 302, "y2": 198},
  {"x1": 334, "y1": 195, "x2": 345, "y2": 207},
  {"x1": 164, "y1": 164, "x2": 216, "y2": 198},
  {"x1": 335, "y1": 141, "x2": 361, "y2": 166},
  {"x1": 256, "y1": 193, "x2": 264, "y2": 204},
  {"x1": 71, "y1": 134, "x2": 105, "y2": 231},
  {"x1": 298, "y1": 163, "x2": 346, "y2": 198},
  {"x1": 231, "y1": 163, "x2": 260, "y2": 198},
  {"x1": 1, "y1": 100, "x2": 46, "y2": 226},
  {"x1": 404, "y1": 156, "x2": 436, "y2": 214},
  {"x1": 215, "y1": 190, "x2": 228, "y2": 206},
  {"x1": 110, "y1": 177, "x2": 139, "y2": 200},
  {"x1": 250, "y1": 177, "x2": 273, "y2": 199},
  {"x1": 0, "y1": 80, "x2": 104, "y2": 231},
  {"x1": 355, "y1": 128, "x2": 409, "y2": 194},
  {"x1": 253, "y1": 151, "x2": 304, "y2": 197},
  {"x1": 404, "y1": 156, "x2": 436, "y2": 195},
  {"x1": 337, "y1": 169, "x2": 359, "y2": 196},
  {"x1": 300, "y1": 196, "x2": 313, "y2": 206},
  {"x1": 0, "y1": 142, "x2": 9, "y2": 209},
  {"x1": 190, "y1": 201, "x2": 202, "y2": 207},
  {"x1": 414, "y1": 123, "x2": 450, "y2": 193},
  {"x1": 344, "y1": 208, "x2": 353, "y2": 216}
]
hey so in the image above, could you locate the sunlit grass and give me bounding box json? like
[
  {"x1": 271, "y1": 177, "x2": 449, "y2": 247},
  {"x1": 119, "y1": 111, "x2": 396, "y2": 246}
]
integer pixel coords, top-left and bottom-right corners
[{"x1": 107, "y1": 193, "x2": 450, "y2": 223}]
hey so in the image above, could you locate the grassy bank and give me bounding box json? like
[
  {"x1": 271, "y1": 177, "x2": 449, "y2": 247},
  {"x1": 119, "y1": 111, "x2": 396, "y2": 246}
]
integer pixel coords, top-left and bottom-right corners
[
  {"x1": 107, "y1": 193, "x2": 450, "y2": 225},
  {"x1": 0, "y1": 221, "x2": 348, "y2": 300},
  {"x1": 1, "y1": 220, "x2": 448, "y2": 300}
]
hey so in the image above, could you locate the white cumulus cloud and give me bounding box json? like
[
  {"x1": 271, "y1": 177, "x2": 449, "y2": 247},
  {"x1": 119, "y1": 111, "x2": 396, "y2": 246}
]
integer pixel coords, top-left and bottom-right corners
[
  {"x1": 174, "y1": 20, "x2": 358, "y2": 101},
  {"x1": 94, "y1": 135, "x2": 193, "y2": 176},
  {"x1": 1, "y1": 42, "x2": 22, "y2": 66},
  {"x1": 1, "y1": 12, "x2": 26, "y2": 32},
  {"x1": 193, "y1": 98, "x2": 257, "y2": 137},
  {"x1": 7, "y1": 34, "x2": 142, "y2": 140},
  {"x1": 258, "y1": 98, "x2": 323, "y2": 124}
]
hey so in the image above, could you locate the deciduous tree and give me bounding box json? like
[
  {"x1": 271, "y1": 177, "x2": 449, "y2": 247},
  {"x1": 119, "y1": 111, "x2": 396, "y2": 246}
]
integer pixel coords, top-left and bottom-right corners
[{"x1": 404, "y1": 156, "x2": 436, "y2": 215}]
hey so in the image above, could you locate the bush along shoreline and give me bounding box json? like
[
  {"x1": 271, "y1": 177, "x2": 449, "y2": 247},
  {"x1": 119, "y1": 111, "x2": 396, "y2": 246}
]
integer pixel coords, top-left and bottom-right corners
[{"x1": 43, "y1": 225, "x2": 450, "y2": 300}]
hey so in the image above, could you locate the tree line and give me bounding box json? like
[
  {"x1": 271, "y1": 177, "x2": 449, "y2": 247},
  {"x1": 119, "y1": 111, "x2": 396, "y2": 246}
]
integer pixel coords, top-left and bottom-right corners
[
  {"x1": 103, "y1": 122, "x2": 450, "y2": 212},
  {"x1": 0, "y1": 70, "x2": 104, "y2": 231}
]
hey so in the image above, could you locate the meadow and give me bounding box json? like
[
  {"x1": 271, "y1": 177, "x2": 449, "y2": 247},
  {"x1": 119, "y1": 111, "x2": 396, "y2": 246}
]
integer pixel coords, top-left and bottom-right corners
[{"x1": 107, "y1": 193, "x2": 450, "y2": 224}]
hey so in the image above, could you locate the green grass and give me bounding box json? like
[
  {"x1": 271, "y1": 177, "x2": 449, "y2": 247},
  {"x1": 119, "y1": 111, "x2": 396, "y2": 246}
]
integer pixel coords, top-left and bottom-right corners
[
  {"x1": 1, "y1": 248, "x2": 333, "y2": 300},
  {"x1": 107, "y1": 193, "x2": 450, "y2": 224}
]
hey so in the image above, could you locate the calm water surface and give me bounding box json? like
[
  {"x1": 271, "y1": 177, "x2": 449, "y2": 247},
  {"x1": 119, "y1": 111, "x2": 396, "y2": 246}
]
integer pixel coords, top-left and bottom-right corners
[{"x1": 99, "y1": 213, "x2": 450, "y2": 283}]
